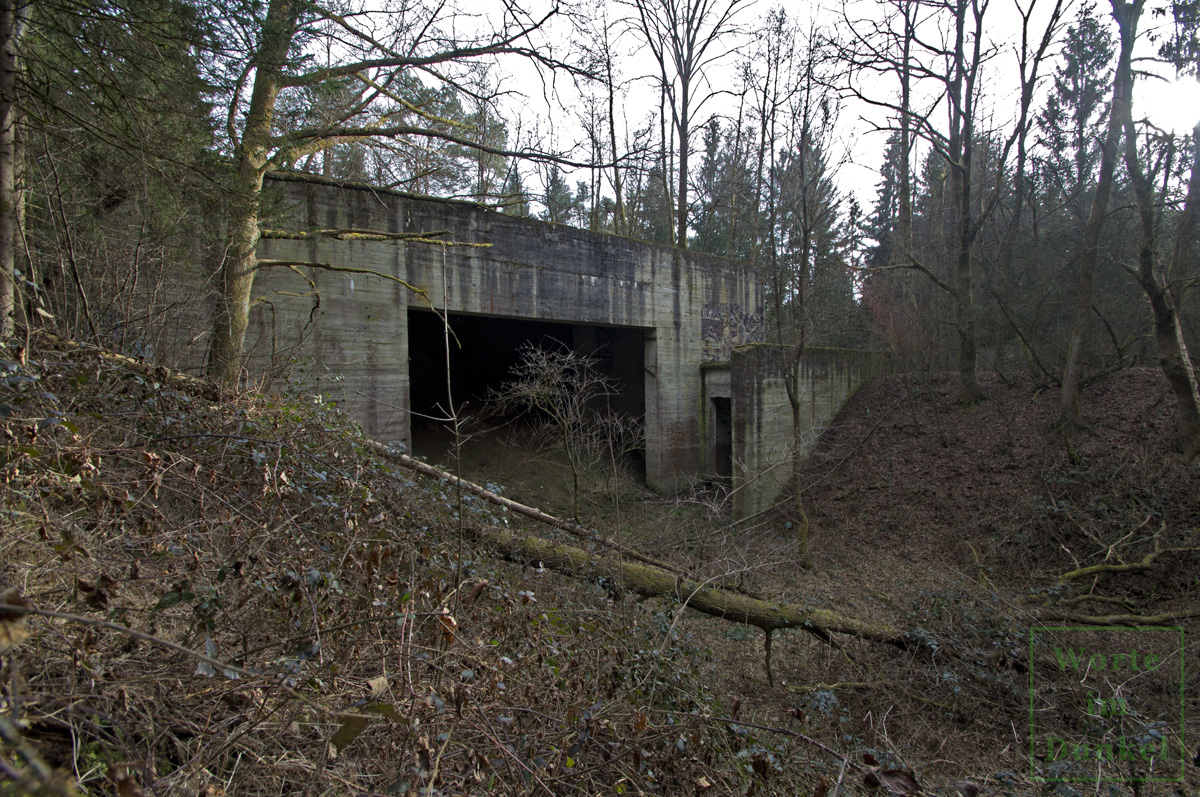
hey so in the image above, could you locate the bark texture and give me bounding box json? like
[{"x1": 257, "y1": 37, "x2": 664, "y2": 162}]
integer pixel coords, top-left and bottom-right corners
[
  {"x1": 0, "y1": 0, "x2": 19, "y2": 340},
  {"x1": 206, "y1": 0, "x2": 300, "y2": 386},
  {"x1": 1058, "y1": 1, "x2": 1132, "y2": 434},
  {"x1": 470, "y1": 523, "x2": 909, "y2": 646}
]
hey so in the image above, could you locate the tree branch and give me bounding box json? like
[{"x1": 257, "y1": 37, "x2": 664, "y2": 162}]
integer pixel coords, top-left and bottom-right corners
[
  {"x1": 260, "y1": 228, "x2": 451, "y2": 242},
  {"x1": 252, "y1": 259, "x2": 434, "y2": 303}
]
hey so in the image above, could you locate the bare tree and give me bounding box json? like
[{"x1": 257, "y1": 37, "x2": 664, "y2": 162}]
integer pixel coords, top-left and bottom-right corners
[
  {"x1": 623, "y1": 0, "x2": 750, "y2": 248},
  {"x1": 842, "y1": 0, "x2": 1063, "y2": 403},
  {"x1": 203, "y1": 0, "x2": 587, "y2": 387},
  {"x1": 743, "y1": 13, "x2": 846, "y2": 570},
  {"x1": 1057, "y1": 3, "x2": 1129, "y2": 434},
  {"x1": 1109, "y1": 0, "x2": 1200, "y2": 460},
  {"x1": 491, "y1": 343, "x2": 630, "y2": 521}
]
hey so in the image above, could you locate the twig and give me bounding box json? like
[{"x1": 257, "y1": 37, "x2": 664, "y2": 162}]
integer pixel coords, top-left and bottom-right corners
[{"x1": 378, "y1": 441, "x2": 688, "y2": 575}]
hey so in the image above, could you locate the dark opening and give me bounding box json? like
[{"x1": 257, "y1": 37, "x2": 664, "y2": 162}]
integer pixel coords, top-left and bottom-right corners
[
  {"x1": 711, "y1": 396, "x2": 732, "y2": 480},
  {"x1": 407, "y1": 309, "x2": 646, "y2": 463}
]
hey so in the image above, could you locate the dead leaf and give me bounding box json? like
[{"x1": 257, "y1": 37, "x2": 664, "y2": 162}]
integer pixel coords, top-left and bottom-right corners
[
  {"x1": 464, "y1": 579, "x2": 488, "y2": 606},
  {"x1": 368, "y1": 675, "x2": 389, "y2": 697},
  {"x1": 864, "y1": 752, "x2": 879, "y2": 766},
  {"x1": 77, "y1": 576, "x2": 109, "y2": 609},
  {"x1": 879, "y1": 768, "x2": 920, "y2": 796},
  {"x1": 863, "y1": 771, "x2": 881, "y2": 791},
  {"x1": 955, "y1": 781, "x2": 980, "y2": 797},
  {"x1": 438, "y1": 611, "x2": 457, "y2": 644},
  {"x1": 415, "y1": 734, "x2": 433, "y2": 777},
  {"x1": 108, "y1": 764, "x2": 145, "y2": 797},
  {"x1": 330, "y1": 714, "x2": 368, "y2": 755},
  {"x1": 696, "y1": 775, "x2": 713, "y2": 790},
  {"x1": 363, "y1": 703, "x2": 404, "y2": 722},
  {"x1": 0, "y1": 588, "x2": 31, "y2": 653},
  {"x1": 812, "y1": 775, "x2": 832, "y2": 797}
]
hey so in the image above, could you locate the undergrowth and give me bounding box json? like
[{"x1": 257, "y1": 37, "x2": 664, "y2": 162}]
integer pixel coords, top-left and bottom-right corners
[
  {"x1": 0, "y1": 336, "x2": 763, "y2": 796},
  {"x1": 3, "y1": 341, "x2": 1198, "y2": 796}
]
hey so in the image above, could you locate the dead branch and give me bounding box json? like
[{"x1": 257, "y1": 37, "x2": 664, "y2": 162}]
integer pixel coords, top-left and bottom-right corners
[
  {"x1": 787, "y1": 681, "x2": 877, "y2": 693},
  {"x1": 1056, "y1": 594, "x2": 1136, "y2": 610},
  {"x1": 253, "y1": 259, "x2": 432, "y2": 303},
  {"x1": 1037, "y1": 607, "x2": 1200, "y2": 626},
  {"x1": 41, "y1": 332, "x2": 219, "y2": 400},
  {"x1": 372, "y1": 440, "x2": 686, "y2": 576},
  {"x1": 260, "y1": 227, "x2": 451, "y2": 241},
  {"x1": 1057, "y1": 550, "x2": 1159, "y2": 583},
  {"x1": 468, "y1": 523, "x2": 910, "y2": 647}
]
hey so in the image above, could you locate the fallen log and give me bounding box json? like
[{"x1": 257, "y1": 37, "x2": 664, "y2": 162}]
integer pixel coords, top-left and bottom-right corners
[
  {"x1": 468, "y1": 523, "x2": 910, "y2": 649},
  {"x1": 1036, "y1": 606, "x2": 1200, "y2": 626}
]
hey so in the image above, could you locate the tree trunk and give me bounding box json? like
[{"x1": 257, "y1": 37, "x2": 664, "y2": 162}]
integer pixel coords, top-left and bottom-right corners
[
  {"x1": 896, "y1": 0, "x2": 914, "y2": 264},
  {"x1": 675, "y1": 91, "x2": 689, "y2": 249},
  {"x1": 1112, "y1": 0, "x2": 1200, "y2": 461},
  {"x1": 605, "y1": 49, "x2": 626, "y2": 236},
  {"x1": 948, "y1": 0, "x2": 985, "y2": 405},
  {"x1": 954, "y1": 230, "x2": 983, "y2": 404},
  {"x1": 1159, "y1": 125, "x2": 1200, "y2": 460},
  {"x1": 0, "y1": 0, "x2": 19, "y2": 340},
  {"x1": 205, "y1": 0, "x2": 299, "y2": 387},
  {"x1": 1058, "y1": 6, "x2": 1131, "y2": 434},
  {"x1": 470, "y1": 524, "x2": 906, "y2": 645}
]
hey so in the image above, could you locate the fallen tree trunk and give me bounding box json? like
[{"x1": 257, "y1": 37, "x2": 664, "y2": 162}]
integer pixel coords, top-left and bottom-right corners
[
  {"x1": 1036, "y1": 606, "x2": 1200, "y2": 626},
  {"x1": 469, "y1": 523, "x2": 910, "y2": 648}
]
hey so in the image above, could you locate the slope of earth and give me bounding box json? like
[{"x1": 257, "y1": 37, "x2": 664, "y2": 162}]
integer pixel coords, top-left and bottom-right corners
[
  {"x1": 801, "y1": 370, "x2": 1199, "y2": 586},
  {"x1": 3, "y1": 334, "x2": 1198, "y2": 797},
  {"x1": 664, "y1": 369, "x2": 1199, "y2": 797},
  {"x1": 383, "y1": 367, "x2": 1200, "y2": 796},
  {"x1": 0, "y1": 336, "x2": 783, "y2": 797}
]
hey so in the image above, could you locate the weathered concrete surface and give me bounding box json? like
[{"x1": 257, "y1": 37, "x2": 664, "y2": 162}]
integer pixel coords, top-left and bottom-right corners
[
  {"x1": 730, "y1": 346, "x2": 884, "y2": 518},
  {"x1": 249, "y1": 173, "x2": 761, "y2": 491}
]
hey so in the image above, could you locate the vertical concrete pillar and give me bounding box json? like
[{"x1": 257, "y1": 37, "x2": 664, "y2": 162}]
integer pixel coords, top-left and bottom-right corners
[
  {"x1": 643, "y1": 329, "x2": 664, "y2": 490},
  {"x1": 393, "y1": 303, "x2": 410, "y2": 450}
]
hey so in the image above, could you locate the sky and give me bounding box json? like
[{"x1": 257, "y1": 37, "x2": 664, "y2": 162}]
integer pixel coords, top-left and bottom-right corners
[{"x1": 493, "y1": 0, "x2": 1200, "y2": 220}]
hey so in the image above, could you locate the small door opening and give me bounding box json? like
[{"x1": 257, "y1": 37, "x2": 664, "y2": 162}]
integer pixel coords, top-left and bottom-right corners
[{"x1": 711, "y1": 396, "x2": 732, "y2": 480}]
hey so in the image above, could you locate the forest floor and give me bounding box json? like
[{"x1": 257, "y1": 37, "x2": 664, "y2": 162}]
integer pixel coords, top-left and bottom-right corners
[{"x1": 3, "y1": 335, "x2": 1198, "y2": 796}]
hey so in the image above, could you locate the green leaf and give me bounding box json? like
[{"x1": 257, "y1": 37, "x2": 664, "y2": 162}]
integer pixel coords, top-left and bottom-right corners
[
  {"x1": 330, "y1": 714, "x2": 369, "y2": 753},
  {"x1": 155, "y1": 592, "x2": 185, "y2": 609},
  {"x1": 363, "y1": 703, "x2": 404, "y2": 722}
]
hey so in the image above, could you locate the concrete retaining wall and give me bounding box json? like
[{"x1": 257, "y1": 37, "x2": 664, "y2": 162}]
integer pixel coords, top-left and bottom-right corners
[{"x1": 730, "y1": 346, "x2": 884, "y2": 518}]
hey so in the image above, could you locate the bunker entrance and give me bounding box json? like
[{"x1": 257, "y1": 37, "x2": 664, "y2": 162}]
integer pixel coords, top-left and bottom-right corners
[
  {"x1": 710, "y1": 397, "x2": 732, "y2": 481},
  {"x1": 407, "y1": 309, "x2": 646, "y2": 474}
]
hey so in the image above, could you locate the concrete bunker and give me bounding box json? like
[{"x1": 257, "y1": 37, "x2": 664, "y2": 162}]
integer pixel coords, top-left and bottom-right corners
[
  {"x1": 253, "y1": 172, "x2": 764, "y2": 492},
  {"x1": 249, "y1": 174, "x2": 881, "y2": 511}
]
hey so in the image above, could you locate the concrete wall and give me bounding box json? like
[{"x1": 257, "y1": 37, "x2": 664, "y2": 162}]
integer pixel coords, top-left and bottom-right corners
[
  {"x1": 250, "y1": 173, "x2": 761, "y2": 491},
  {"x1": 730, "y1": 346, "x2": 883, "y2": 518}
]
